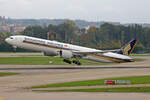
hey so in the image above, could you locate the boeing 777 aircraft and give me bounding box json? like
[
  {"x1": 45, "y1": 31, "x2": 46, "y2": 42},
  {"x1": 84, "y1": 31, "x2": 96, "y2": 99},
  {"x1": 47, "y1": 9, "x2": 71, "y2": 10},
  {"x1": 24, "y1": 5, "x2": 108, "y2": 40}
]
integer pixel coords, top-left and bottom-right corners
[{"x1": 5, "y1": 35, "x2": 138, "y2": 65}]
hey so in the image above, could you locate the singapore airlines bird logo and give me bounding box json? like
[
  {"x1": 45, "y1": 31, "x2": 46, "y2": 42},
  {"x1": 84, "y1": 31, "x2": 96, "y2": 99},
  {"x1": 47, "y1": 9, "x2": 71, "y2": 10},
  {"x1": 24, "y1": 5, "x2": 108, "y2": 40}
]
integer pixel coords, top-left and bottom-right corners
[{"x1": 123, "y1": 44, "x2": 131, "y2": 55}]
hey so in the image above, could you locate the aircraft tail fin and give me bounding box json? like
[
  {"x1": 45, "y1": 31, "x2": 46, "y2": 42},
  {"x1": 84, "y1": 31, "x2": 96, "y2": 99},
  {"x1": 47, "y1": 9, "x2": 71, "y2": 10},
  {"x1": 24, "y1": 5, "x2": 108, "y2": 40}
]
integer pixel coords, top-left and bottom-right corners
[{"x1": 117, "y1": 39, "x2": 138, "y2": 56}]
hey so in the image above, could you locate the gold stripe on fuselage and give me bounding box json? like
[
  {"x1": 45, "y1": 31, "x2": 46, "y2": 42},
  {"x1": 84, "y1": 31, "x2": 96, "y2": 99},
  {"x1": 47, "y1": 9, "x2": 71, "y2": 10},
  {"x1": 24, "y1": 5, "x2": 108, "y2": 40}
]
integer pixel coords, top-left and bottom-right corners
[
  {"x1": 91, "y1": 54, "x2": 126, "y2": 63},
  {"x1": 23, "y1": 41, "x2": 71, "y2": 50}
]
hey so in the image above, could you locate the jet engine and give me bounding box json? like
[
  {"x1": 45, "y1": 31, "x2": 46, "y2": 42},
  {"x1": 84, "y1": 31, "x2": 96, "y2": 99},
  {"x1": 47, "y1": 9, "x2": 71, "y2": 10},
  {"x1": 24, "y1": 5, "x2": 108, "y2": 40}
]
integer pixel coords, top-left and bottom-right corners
[
  {"x1": 43, "y1": 52, "x2": 57, "y2": 56},
  {"x1": 59, "y1": 50, "x2": 73, "y2": 59}
]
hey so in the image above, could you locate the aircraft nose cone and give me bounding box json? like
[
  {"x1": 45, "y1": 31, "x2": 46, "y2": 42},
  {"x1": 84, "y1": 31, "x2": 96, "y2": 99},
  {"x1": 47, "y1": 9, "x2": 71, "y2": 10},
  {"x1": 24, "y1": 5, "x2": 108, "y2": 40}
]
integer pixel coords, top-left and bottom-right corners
[
  {"x1": 5, "y1": 38, "x2": 9, "y2": 43},
  {"x1": 5, "y1": 38, "x2": 8, "y2": 42}
]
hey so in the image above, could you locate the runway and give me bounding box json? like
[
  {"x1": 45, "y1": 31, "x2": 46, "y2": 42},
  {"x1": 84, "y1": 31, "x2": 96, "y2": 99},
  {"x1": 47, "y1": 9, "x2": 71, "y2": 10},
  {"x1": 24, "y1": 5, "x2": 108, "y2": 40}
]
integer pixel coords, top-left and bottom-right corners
[
  {"x1": 0, "y1": 55, "x2": 150, "y2": 100},
  {"x1": 1, "y1": 92, "x2": 150, "y2": 100},
  {"x1": 0, "y1": 66, "x2": 150, "y2": 70}
]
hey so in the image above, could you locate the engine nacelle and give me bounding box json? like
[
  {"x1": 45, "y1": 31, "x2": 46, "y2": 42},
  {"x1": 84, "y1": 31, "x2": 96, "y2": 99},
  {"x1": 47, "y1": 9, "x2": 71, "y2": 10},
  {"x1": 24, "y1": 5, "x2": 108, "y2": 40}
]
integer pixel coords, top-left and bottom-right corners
[
  {"x1": 60, "y1": 50, "x2": 73, "y2": 59},
  {"x1": 43, "y1": 52, "x2": 57, "y2": 56}
]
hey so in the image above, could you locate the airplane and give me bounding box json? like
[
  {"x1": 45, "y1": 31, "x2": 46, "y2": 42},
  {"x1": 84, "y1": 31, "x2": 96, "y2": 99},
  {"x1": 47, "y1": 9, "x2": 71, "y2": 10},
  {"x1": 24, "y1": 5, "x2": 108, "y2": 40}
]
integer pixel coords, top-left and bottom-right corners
[{"x1": 5, "y1": 35, "x2": 138, "y2": 65}]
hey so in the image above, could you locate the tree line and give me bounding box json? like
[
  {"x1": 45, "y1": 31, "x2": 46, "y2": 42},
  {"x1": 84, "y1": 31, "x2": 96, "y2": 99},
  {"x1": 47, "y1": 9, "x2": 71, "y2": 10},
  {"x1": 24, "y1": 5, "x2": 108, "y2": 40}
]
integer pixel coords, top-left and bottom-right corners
[{"x1": 0, "y1": 20, "x2": 150, "y2": 53}]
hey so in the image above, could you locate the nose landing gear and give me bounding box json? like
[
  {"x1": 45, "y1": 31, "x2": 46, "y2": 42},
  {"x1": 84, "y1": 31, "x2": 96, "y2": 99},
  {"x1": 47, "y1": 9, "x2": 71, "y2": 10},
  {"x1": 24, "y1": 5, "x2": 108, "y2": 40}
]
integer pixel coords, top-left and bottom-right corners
[{"x1": 12, "y1": 46, "x2": 17, "y2": 52}]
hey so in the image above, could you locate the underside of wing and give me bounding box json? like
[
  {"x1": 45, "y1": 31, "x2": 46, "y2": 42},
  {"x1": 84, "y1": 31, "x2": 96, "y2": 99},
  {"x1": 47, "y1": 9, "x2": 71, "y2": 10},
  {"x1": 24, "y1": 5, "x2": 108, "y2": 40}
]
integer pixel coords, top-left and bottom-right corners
[
  {"x1": 72, "y1": 51, "x2": 105, "y2": 56},
  {"x1": 102, "y1": 49, "x2": 121, "y2": 52},
  {"x1": 72, "y1": 49, "x2": 121, "y2": 56}
]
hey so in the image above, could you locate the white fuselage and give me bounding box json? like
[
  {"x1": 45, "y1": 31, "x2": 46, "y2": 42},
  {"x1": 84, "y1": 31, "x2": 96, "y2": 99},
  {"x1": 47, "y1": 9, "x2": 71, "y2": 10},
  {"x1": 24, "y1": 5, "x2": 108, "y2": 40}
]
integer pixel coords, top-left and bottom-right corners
[{"x1": 5, "y1": 35, "x2": 133, "y2": 63}]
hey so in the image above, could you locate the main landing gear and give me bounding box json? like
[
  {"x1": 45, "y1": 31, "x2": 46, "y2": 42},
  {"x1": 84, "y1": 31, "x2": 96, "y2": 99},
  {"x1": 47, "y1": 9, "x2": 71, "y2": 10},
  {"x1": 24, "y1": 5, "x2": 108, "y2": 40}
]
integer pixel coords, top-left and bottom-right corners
[
  {"x1": 63, "y1": 59, "x2": 72, "y2": 64},
  {"x1": 72, "y1": 60, "x2": 81, "y2": 65},
  {"x1": 63, "y1": 59, "x2": 81, "y2": 65}
]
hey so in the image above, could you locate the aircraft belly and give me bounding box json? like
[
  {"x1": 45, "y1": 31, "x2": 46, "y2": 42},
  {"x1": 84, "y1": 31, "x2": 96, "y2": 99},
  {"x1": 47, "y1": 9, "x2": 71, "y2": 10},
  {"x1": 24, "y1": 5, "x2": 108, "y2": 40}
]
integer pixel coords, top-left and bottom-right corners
[
  {"x1": 82, "y1": 56, "x2": 113, "y2": 63},
  {"x1": 83, "y1": 53, "x2": 131, "y2": 63}
]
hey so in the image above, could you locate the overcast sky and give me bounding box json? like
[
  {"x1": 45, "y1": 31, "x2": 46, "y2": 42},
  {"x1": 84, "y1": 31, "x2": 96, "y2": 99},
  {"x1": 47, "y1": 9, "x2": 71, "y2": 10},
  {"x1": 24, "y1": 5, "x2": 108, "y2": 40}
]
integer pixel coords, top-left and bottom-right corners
[{"x1": 0, "y1": 0, "x2": 150, "y2": 23}]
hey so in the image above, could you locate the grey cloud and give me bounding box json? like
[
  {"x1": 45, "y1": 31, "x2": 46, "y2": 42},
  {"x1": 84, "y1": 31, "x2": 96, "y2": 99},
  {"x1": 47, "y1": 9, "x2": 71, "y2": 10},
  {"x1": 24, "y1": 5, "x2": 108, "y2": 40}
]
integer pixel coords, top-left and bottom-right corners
[{"x1": 0, "y1": 0, "x2": 150, "y2": 23}]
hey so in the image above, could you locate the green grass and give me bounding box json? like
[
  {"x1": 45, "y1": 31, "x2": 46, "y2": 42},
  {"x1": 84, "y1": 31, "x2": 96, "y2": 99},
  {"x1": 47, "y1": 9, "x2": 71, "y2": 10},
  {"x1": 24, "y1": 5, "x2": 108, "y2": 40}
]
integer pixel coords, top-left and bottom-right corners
[
  {"x1": 37, "y1": 87, "x2": 150, "y2": 92},
  {"x1": 0, "y1": 57, "x2": 108, "y2": 65},
  {"x1": 134, "y1": 58, "x2": 145, "y2": 62},
  {"x1": 0, "y1": 72, "x2": 19, "y2": 76},
  {"x1": 0, "y1": 52, "x2": 43, "y2": 57},
  {"x1": 131, "y1": 53, "x2": 150, "y2": 56},
  {"x1": 32, "y1": 76, "x2": 150, "y2": 88}
]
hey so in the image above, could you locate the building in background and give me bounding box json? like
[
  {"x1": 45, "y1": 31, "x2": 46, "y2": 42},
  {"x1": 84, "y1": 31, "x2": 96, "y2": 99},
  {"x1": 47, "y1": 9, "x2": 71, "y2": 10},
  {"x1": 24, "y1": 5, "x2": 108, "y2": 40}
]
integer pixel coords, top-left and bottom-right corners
[
  {"x1": 0, "y1": 16, "x2": 6, "y2": 26},
  {"x1": 12, "y1": 27, "x2": 26, "y2": 34},
  {"x1": 0, "y1": 16, "x2": 25, "y2": 33}
]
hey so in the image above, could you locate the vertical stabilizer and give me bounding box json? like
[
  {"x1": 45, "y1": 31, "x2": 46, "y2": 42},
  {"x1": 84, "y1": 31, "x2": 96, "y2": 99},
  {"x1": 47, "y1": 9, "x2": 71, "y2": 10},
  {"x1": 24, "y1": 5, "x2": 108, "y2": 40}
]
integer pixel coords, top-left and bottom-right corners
[{"x1": 117, "y1": 39, "x2": 138, "y2": 56}]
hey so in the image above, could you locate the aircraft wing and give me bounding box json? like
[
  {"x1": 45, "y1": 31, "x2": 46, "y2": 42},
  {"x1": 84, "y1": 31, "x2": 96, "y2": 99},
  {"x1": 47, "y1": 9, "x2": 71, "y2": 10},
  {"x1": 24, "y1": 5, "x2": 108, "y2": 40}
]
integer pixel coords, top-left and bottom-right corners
[
  {"x1": 72, "y1": 49, "x2": 121, "y2": 57},
  {"x1": 73, "y1": 49, "x2": 120, "y2": 55},
  {"x1": 72, "y1": 51, "x2": 105, "y2": 56},
  {"x1": 73, "y1": 39, "x2": 138, "y2": 57},
  {"x1": 102, "y1": 49, "x2": 121, "y2": 52}
]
